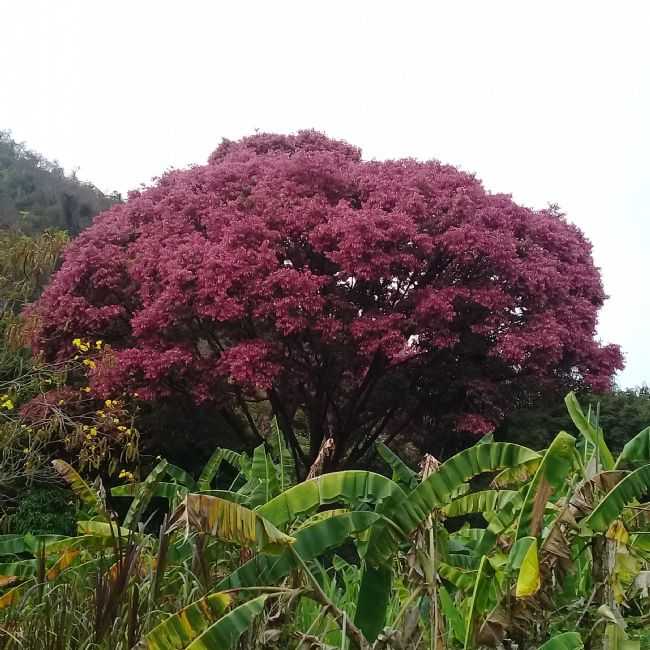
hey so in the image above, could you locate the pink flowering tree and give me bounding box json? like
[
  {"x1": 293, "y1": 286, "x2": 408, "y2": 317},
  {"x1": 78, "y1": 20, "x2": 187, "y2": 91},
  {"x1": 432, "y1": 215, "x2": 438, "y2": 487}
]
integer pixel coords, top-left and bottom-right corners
[{"x1": 29, "y1": 131, "x2": 622, "y2": 475}]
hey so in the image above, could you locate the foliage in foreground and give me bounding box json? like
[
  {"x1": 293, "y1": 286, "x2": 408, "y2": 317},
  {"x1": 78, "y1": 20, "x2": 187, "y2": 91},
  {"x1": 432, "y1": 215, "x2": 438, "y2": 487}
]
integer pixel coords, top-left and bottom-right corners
[{"x1": 1, "y1": 396, "x2": 649, "y2": 649}]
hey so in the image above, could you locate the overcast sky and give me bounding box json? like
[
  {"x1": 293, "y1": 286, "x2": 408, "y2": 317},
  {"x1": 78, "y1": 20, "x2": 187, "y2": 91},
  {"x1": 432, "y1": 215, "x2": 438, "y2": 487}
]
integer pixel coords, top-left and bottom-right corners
[{"x1": 2, "y1": 1, "x2": 648, "y2": 387}]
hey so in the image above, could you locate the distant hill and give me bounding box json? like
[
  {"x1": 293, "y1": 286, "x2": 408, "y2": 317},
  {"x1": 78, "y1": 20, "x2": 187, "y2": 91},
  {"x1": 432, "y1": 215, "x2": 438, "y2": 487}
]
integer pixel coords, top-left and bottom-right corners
[{"x1": 0, "y1": 130, "x2": 120, "y2": 235}]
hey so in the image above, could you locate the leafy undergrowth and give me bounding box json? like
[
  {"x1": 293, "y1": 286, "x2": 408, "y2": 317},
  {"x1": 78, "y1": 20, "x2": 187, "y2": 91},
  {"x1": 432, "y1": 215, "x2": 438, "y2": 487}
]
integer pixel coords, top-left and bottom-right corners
[{"x1": 1, "y1": 396, "x2": 649, "y2": 649}]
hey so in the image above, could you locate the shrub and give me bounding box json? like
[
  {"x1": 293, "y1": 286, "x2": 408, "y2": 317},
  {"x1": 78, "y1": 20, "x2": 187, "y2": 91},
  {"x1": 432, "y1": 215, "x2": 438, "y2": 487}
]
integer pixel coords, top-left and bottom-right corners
[{"x1": 12, "y1": 486, "x2": 76, "y2": 536}]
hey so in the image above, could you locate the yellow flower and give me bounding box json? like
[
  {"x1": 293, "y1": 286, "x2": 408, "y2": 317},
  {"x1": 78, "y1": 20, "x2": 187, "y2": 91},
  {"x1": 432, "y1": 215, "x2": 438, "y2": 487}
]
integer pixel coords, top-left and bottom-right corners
[
  {"x1": 95, "y1": 340, "x2": 103, "y2": 350},
  {"x1": 82, "y1": 359, "x2": 96, "y2": 369},
  {"x1": 105, "y1": 399, "x2": 114, "y2": 408},
  {"x1": 73, "y1": 338, "x2": 90, "y2": 352},
  {"x1": 58, "y1": 399, "x2": 65, "y2": 405},
  {"x1": 1, "y1": 399, "x2": 14, "y2": 411},
  {"x1": 81, "y1": 387, "x2": 91, "y2": 393},
  {"x1": 96, "y1": 410, "x2": 105, "y2": 417},
  {"x1": 117, "y1": 425, "x2": 127, "y2": 432}
]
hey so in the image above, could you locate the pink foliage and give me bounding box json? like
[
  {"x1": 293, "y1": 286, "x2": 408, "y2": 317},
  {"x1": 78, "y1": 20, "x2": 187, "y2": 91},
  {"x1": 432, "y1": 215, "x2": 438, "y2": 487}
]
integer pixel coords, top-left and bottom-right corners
[{"x1": 29, "y1": 131, "x2": 622, "y2": 462}]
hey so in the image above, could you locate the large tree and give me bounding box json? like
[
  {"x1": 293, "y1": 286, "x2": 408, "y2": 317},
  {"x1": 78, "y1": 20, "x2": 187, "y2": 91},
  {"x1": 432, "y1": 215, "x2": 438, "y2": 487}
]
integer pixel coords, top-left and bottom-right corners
[{"x1": 29, "y1": 131, "x2": 622, "y2": 475}]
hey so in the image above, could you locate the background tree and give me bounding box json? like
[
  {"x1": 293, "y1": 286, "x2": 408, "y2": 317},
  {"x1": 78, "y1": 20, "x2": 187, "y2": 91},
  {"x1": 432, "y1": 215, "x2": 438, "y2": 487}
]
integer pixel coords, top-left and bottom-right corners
[
  {"x1": 29, "y1": 131, "x2": 622, "y2": 476},
  {"x1": 496, "y1": 386, "x2": 650, "y2": 453},
  {"x1": 0, "y1": 130, "x2": 120, "y2": 235}
]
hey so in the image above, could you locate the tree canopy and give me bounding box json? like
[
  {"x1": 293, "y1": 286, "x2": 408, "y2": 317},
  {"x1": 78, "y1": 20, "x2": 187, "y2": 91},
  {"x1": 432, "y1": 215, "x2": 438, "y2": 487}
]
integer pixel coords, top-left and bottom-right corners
[{"x1": 29, "y1": 131, "x2": 622, "y2": 474}]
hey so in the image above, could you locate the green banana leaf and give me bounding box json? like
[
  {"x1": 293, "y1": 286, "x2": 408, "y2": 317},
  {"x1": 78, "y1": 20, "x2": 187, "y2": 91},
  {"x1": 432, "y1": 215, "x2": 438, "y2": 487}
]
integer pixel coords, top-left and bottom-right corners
[
  {"x1": 515, "y1": 432, "x2": 577, "y2": 540},
  {"x1": 123, "y1": 459, "x2": 169, "y2": 530},
  {"x1": 464, "y1": 555, "x2": 495, "y2": 650},
  {"x1": 112, "y1": 481, "x2": 186, "y2": 503},
  {"x1": 76, "y1": 520, "x2": 152, "y2": 547},
  {"x1": 217, "y1": 512, "x2": 380, "y2": 591},
  {"x1": 376, "y1": 442, "x2": 418, "y2": 490},
  {"x1": 354, "y1": 564, "x2": 392, "y2": 642},
  {"x1": 272, "y1": 416, "x2": 296, "y2": 491},
  {"x1": 447, "y1": 553, "x2": 481, "y2": 570},
  {"x1": 630, "y1": 532, "x2": 650, "y2": 551},
  {"x1": 614, "y1": 427, "x2": 650, "y2": 469},
  {"x1": 140, "y1": 592, "x2": 232, "y2": 649},
  {"x1": 39, "y1": 535, "x2": 111, "y2": 555},
  {"x1": 169, "y1": 493, "x2": 294, "y2": 554},
  {"x1": 258, "y1": 470, "x2": 406, "y2": 527},
  {"x1": 439, "y1": 583, "x2": 466, "y2": 643},
  {"x1": 197, "y1": 490, "x2": 249, "y2": 504},
  {"x1": 367, "y1": 443, "x2": 539, "y2": 565},
  {"x1": 443, "y1": 490, "x2": 521, "y2": 518},
  {"x1": 491, "y1": 457, "x2": 542, "y2": 488},
  {"x1": 0, "y1": 535, "x2": 27, "y2": 556},
  {"x1": 220, "y1": 449, "x2": 247, "y2": 472},
  {"x1": 538, "y1": 631, "x2": 584, "y2": 650},
  {"x1": 178, "y1": 595, "x2": 267, "y2": 650},
  {"x1": 51, "y1": 459, "x2": 108, "y2": 520},
  {"x1": 197, "y1": 449, "x2": 224, "y2": 491},
  {"x1": 438, "y1": 562, "x2": 478, "y2": 591},
  {"x1": 565, "y1": 392, "x2": 614, "y2": 470},
  {"x1": 250, "y1": 444, "x2": 279, "y2": 503},
  {"x1": 0, "y1": 559, "x2": 38, "y2": 581},
  {"x1": 399, "y1": 443, "x2": 540, "y2": 531},
  {"x1": 583, "y1": 464, "x2": 650, "y2": 532},
  {"x1": 165, "y1": 463, "x2": 196, "y2": 490}
]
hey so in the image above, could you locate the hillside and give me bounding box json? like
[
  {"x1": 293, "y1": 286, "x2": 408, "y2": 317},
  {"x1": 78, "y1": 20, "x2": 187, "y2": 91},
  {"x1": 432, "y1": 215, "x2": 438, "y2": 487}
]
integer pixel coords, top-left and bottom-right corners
[{"x1": 0, "y1": 130, "x2": 120, "y2": 235}]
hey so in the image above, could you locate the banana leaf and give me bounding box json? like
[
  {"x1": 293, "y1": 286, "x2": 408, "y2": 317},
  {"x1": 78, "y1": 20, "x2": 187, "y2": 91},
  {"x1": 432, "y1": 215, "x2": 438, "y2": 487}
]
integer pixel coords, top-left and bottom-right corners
[
  {"x1": 439, "y1": 583, "x2": 466, "y2": 643},
  {"x1": 583, "y1": 464, "x2": 650, "y2": 533},
  {"x1": 376, "y1": 442, "x2": 418, "y2": 490},
  {"x1": 197, "y1": 449, "x2": 224, "y2": 491},
  {"x1": 354, "y1": 564, "x2": 392, "y2": 642},
  {"x1": 272, "y1": 416, "x2": 296, "y2": 491},
  {"x1": 367, "y1": 443, "x2": 539, "y2": 565},
  {"x1": 464, "y1": 555, "x2": 495, "y2": 650},
  {"x1": 0, "y1": 559, "x2": 38, "y2": 581},
  {"x1": 51, "y1": 459, "x2": 108, "y2": 520},
  {"x1": 123, "y1": 459, "x2": 169, "y2": 530},
  {"x1": 565, "y1": 392, "x2": 614, "y2": 470},
  {"x1": 491, "y1": 457, "x2": 542, "y2": 488},
  {"x1": 538, "y1": 632, "x2": 584, "y2": 650},
  {"x1": 140, "y1": 592, "x2": 232, "y2": 649},
  {"x1": 112, "y1": 481, "x2": 186, "y2": 502},
  {"x1": 515, "y1": 432, "x2": 577, "y2": 540},
  {"x1": 615, "y1": 427, "x2": 650, "y2": 469},
  {"x1": 217, "y1": 511, "x2": 380, "y2": 590},
  {"x1": 514, "y1": 537, "x2": 540, "y2": 598},
  {"x1": 169, "y1": 493, "x2": 294, "y2": 554},
  {"x1": 443, "y1": 490, "x2": 521, "y2": 518},
  {"x1": 258, "y1": 470, "x2": 406, "y2": 527},
  {"x1": 165, "y1": 463, "x2": 196, "y2": 490},
  {"x1": 182, "y1": 596, "x2": 268, "y2": 650},
  {"x1": 0, "y1": 535, "x2": 27, "y2": 556}
]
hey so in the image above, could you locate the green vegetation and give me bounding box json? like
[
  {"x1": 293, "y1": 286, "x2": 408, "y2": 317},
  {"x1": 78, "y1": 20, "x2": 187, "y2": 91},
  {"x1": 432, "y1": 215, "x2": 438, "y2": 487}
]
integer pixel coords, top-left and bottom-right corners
[
  {"x1": 0, "y1": 400, "x2": 649, "y2": 649},
  {"x1": 0, "y1": 131, "x2": 119, "y2": 235},
  {"x1": 0, "y1": 132, "x2": 647, "y2": 649}
]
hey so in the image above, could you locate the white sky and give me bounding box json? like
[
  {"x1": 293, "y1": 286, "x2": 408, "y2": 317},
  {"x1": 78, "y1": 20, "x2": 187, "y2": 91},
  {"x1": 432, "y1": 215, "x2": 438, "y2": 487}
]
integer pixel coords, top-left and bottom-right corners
[{"x1": 2, "y1": 1, "x2": 648, "y2": 388}]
